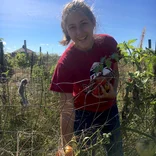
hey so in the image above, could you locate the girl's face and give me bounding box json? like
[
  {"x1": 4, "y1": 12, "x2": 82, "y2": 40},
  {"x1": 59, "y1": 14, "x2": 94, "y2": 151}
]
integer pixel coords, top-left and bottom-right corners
[{"x1": 66, "y1": 10, "x2": 95, "y2": 51}]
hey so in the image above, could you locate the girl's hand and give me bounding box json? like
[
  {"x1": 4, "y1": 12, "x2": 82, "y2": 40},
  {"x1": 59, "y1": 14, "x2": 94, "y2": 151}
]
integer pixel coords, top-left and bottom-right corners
[
  {"x1": 92, "y1": 83, "x2": 116, "y2": 99},
  {"x1": 56, "y1": 148, "x2": 65, "y2": 156}
]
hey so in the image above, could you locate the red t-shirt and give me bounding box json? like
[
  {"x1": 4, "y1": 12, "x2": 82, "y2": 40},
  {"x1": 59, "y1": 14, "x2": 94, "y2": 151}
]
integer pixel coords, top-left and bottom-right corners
[{"x1": 50, "y1": 34, "x2": 118, "y2": 112}]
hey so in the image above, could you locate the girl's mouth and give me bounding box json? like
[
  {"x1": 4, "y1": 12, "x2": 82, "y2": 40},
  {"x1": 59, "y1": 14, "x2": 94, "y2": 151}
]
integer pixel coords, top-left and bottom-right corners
[{"x1": 77, "y1": 35, "x2": 87, "y2": 41}]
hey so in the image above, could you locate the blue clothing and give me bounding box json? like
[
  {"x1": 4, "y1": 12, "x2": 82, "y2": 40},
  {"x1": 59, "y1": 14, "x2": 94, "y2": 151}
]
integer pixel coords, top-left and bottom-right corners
[{"x1": 74, "y1": 104, "x2": 123, "y2": 156}]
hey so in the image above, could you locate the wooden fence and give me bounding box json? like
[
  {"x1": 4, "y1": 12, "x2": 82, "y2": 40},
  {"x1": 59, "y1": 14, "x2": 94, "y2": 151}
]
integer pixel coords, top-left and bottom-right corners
[
  {"x1": 0, "y1": 41, "x2": 4, "y2": 73},
  {"x1": 0, "y1": 39, "x2": 155, "y2": 77}
]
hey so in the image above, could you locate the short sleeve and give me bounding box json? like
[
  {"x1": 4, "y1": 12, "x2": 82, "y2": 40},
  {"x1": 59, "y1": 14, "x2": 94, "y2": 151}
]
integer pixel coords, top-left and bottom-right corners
[
  {"x1": 50, "y1": 63, "x2": 73, "y2": 93},
  {"x1": 106, "y1": 35, "x2": 117, "y2": 52},
  {"x1": 105, "y1": 35, "x2": 118, "y2": 63}
]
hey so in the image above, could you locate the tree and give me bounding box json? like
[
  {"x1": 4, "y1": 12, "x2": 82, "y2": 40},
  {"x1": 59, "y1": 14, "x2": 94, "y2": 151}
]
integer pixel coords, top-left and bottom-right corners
[{"x1": 14, "y1": 52, "x2": 29, "y2": 68}]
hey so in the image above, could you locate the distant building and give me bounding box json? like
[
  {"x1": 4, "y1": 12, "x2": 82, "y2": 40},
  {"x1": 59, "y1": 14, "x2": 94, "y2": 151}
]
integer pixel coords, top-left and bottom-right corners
[{"x1": 11, "y1": 45, "x2": 36, "y2": 57}]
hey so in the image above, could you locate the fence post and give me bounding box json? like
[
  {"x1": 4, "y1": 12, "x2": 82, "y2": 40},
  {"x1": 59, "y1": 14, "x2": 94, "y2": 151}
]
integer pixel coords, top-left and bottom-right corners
[
  {"x1": 0, "y1": 41, "x2": 4, "y2": 73},
  {"x1": 154, "y1": 41, "x2": 156, "y2": 81},
  {"x1": 39, "y1": 46, "x2": 42, "y2": 66},
  {"x1": 155, "y1": 41, "x2": 156, "y2": 55},
  {"x1": 47, "y1": 51, "x2": 48, "y2": 68},
  {"x1": 30, "y1": 52, "x2": 34, "y2": 79},
  {"x1": 24, "y1": 40, "x2": 29, "y2": 66},
  {"x1": 24, "y1": 40, "x2": 27, "y2": 53},
  {"x1": 153, "y1": 41, "x2": 156, "y2": 82},
  {"x1": 148, "y1": 39, "x2": 151, "y2": 49}
]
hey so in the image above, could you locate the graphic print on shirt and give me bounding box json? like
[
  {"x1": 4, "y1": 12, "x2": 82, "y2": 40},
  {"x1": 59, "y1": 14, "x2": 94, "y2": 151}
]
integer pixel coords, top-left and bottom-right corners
[
  {"x1": 90, "y1": 62, "x2": 114, "y2": 81},
  {"x1": 83, "y1": 62, "x2": 115, "y2": 94}
]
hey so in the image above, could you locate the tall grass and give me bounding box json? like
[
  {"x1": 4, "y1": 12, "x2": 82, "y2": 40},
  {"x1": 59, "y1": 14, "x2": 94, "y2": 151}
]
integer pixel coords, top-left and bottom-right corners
[{"x1": 0, "y1": 46, "x2": 156, "y2": 155}]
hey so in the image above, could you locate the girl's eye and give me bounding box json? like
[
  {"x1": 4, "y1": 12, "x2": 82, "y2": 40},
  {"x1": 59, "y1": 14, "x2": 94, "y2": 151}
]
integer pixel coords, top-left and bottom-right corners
[
  {"x1": 69, "y1": 26, "x2": 75, "y2": 30},
  {"x1": 81, "y1": 22, "x2": 88, "y2": 26}
]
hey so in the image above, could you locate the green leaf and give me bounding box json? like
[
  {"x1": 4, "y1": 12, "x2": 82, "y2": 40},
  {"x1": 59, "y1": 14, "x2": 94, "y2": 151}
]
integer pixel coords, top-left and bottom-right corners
[
  {"x1": 111, "y1": 53, "x2": 119, "y2": 62},
  {"x1": 150, "y1": 101, "x2": 156, "y2": 105},
  {"x1": 94, "y1": 66, "x2": 100, "y2": 73},
  {"x1": 127, "y1": 39, "x2": 137, "y2": 45},
  {"x1": 99, "y1": 64, "x2": 103, "y2": 71},
  {"x1": 142, "y1": 78, "x2": 149, "y2": 84},
  {"x1": 128, "y1": 45, "x2": 135, "y2": 50},
  {"x1": 105, "y1": 58, "x2": 112, "y2": 68},
  {"x1": 117, "y1": 43, "x2": 124, "y2": 48},
  {"x1": 129, "y1": 72, "x2": 135, "y2": 77},
  {"x1": 122, "y1": 51, "x2": 129, "y2": 57},
  {"x1": 100, "y1": 56, "x2": 106, "y2": 63},
  {"x1": 142, "y1": 53, "x2": 148, "y2": 57},
  {"x1": 138, "y1": 56, "x2": 144, "y2": 62},
  {"x1": 145, "y1": 72, "x2": 154, "y2": 77},
  {"x1": 135, "y1": 71, "x2": 140, "y2": 77}
]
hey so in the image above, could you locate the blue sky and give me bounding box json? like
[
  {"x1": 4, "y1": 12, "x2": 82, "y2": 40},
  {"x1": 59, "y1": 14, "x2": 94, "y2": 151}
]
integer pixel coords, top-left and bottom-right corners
[{"x1": 1, "y1": 0, "x2": 156, "y2": 55}]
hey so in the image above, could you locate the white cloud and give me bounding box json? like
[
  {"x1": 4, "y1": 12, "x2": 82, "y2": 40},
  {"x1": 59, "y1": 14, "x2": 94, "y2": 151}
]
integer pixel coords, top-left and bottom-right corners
[{"x1": 40, "y1": 43, "x2": 50, "y2": 46}]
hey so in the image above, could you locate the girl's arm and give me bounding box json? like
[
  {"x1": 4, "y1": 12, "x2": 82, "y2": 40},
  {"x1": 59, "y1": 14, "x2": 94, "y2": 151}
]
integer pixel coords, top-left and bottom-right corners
[{"x1": 60, "y1": 93, "x2": 75, "y2": 147}]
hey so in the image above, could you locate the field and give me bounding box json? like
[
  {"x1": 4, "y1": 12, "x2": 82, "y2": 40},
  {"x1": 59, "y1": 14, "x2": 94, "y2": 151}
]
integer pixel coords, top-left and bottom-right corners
[{"x1": 0, "y1": 41, "x2": 156, "y2": 156}]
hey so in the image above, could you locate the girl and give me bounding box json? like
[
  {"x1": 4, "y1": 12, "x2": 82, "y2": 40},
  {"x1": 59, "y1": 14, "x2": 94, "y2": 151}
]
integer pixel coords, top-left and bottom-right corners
[{"x1": 50, "y1": 0, "x2": 123, "y2": 155}]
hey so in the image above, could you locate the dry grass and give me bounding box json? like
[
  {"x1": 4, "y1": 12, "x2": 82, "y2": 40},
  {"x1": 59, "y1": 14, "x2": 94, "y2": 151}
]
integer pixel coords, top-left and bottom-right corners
[{"x1": 0, "y1": 61, "x2": 156, "y2": 156}]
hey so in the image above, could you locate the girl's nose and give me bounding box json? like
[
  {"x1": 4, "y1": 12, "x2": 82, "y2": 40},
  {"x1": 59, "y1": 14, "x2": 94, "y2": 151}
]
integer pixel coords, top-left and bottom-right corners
[{"x1": 76, "y1": 26, "x2": 83, "y2": 36}]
